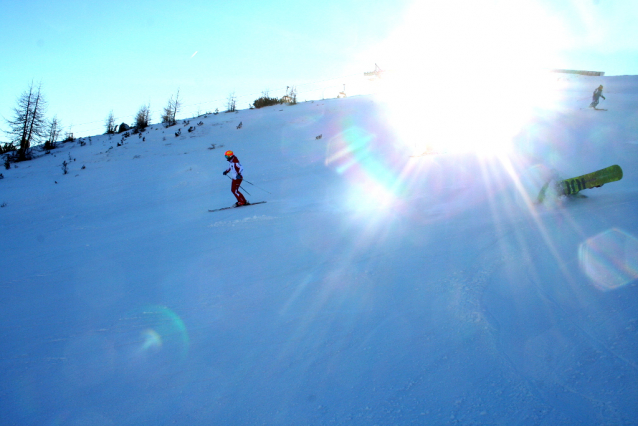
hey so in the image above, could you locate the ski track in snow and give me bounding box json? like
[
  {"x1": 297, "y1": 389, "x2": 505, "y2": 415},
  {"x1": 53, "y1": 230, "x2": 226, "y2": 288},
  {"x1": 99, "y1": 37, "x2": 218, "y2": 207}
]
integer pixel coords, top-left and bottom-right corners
[{"x1": 210, "y1": 215, "x2": 278, "y2": 228}]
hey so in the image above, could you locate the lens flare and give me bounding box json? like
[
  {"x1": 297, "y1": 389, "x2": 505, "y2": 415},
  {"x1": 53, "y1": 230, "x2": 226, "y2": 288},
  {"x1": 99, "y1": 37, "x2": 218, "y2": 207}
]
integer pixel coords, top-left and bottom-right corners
[
  {"x1": 579, "y1": 228, "x2": 638, "y2": 291},
  {"x1": 325, "y1": 121, "x2": 405, "y2": 209},
  {"x1": 141, "y1": 329, "x2": 162, "y2": 350},
  {"x1": 363, "y1": 0, "x2": 566, "y2": 157},
  {"x1": 126, "y1": 305, "x2": 189, "y2": 360}
]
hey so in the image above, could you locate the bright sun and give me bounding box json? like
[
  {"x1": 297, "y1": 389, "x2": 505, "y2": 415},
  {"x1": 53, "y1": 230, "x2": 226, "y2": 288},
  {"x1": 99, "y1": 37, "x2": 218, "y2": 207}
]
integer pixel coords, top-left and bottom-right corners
[{"x1": 369, "y1": 0, "x2": 568, "y2": 156}]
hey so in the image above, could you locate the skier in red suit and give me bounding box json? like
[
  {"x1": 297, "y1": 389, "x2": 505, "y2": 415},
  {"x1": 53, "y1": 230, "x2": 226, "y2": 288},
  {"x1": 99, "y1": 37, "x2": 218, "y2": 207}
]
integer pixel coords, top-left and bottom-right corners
[{"x1": 222, "y1": 150, "x2": 248, "y2": 206}]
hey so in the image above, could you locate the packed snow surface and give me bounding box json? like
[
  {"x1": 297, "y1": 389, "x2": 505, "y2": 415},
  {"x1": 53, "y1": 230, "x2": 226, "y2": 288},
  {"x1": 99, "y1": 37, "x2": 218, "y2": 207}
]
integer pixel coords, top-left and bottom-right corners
[{"x1": 1, "y1": 73, "x2": 638, "y2": 425}]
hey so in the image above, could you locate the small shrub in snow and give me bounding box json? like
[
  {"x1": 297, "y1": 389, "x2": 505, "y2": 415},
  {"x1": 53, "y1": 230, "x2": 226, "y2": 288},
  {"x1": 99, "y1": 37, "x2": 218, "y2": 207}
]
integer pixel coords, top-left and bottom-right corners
[
  {"x1": 282, "y1": 86, "x2": 297, "y2": 105},
  {"x1": 134, "y1": 103, "x2": 151, "y2": 131},
  {"x1": 161, "y1": 90, "x2": 181, "y2": 127},
  {"x1": 253, "y1": 95, "x2": 282, "y2": 109},
  {"x1": 105, "y1": 111, "x2": 116, "y2": 134},
  {"x1": 226, "y1": 93, "x2": 237, "y2": 112},
  {"x1": 1, "y1": 143, "x2": 17, "y2": 154},
  {"x1": 4, "y1": 156, "x2": 11, "y2": 170}
]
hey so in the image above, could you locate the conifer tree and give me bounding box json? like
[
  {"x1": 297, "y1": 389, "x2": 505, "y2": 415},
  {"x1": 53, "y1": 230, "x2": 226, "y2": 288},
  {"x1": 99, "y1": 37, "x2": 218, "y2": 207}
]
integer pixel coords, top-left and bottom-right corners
[{"x1": 5, "y1": 81, "x2": 47, "y2": 161}]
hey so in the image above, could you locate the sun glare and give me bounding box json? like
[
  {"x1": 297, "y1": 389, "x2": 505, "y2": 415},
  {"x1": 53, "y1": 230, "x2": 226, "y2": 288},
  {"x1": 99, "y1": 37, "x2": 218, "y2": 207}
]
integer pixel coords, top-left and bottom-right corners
[{"x1": 369, "y1": 0, "x2": 567, "y2": 157}]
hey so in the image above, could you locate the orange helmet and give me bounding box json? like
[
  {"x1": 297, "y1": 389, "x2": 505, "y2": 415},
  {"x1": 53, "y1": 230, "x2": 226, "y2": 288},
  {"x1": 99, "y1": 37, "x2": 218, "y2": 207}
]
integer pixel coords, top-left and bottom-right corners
[{"x1": 224, "y1": 150, "x2": 234, "y2": 159}]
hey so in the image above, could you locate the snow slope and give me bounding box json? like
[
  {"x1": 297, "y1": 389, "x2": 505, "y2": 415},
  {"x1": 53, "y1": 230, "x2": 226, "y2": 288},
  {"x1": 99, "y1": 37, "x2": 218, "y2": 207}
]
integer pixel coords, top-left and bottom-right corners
[{"x1": 1, "y1": 74, "x2": 638, "y2": 425}]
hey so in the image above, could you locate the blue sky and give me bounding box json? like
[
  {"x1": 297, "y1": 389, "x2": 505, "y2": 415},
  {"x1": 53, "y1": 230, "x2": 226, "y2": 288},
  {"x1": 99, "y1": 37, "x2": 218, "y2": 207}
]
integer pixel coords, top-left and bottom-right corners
[{"x1": 1, "y1": 0, "x2": 637, "y2": 139}]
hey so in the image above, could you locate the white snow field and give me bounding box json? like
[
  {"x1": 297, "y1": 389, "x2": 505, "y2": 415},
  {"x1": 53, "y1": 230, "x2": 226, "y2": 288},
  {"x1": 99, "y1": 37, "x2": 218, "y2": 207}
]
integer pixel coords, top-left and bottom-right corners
[{"x1": 1, "y1": 73, "x2": 638, "y2": 425}]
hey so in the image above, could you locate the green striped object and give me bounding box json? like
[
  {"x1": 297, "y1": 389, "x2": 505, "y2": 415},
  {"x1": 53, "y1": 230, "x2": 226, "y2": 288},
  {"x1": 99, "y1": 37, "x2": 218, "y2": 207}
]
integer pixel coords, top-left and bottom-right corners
[{"x1": 558, "y1": 164, "x2": 623, "y2": 195}]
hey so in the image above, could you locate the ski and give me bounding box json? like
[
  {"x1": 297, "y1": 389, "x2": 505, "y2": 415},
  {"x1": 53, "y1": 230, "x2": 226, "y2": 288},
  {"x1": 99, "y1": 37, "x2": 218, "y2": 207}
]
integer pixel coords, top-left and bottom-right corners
[{"x1": 208, "y1": 201, "x2": 266, "y2": 212}]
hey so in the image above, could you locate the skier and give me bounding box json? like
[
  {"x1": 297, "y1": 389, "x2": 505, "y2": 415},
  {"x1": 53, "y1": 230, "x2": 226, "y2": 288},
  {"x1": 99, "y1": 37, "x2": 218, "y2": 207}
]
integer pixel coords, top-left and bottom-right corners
[
  {"x1": 222, "y1": 150, "x2": 248, "y2": 207},
  {"x1": 589, "y1": 85, "x2": 606, "y2": 109}
]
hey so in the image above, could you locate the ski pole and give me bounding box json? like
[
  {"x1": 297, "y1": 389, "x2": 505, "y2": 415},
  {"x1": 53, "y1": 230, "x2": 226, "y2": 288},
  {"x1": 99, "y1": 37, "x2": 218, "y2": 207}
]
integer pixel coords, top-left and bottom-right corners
[
  {"x1": 226, "y1": 175, "x2": 251, "y2": 195},
  {"x1": 241, "y1": 179, "x2": 272, "y2": 194}
]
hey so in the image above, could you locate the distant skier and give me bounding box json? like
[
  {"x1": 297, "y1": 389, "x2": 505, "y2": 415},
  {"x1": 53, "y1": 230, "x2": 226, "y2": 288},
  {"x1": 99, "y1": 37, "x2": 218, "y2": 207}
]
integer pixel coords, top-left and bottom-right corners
[
  {"x1": 589, "y1": 85, "x2": 606, "y2": 109},
  {"x1": 222, "y1": 150, "x2": 248, "y2": 206}
]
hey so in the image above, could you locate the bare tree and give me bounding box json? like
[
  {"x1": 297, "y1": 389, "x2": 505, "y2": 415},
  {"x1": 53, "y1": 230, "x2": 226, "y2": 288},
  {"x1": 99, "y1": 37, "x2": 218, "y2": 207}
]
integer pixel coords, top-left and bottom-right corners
[
  {"x1": 226, "y1": 92, "x2": 237, "y2": 112},
  {"x1": 135, "y1": 103, "x2": 151, "y2": 130},
  {"x1": 283, "y1": 86, "x2": 297, "y2": 105},
  {"x1": 105, "y1": 110, "x2": 116, "y2": 134},
  {"x1": 161, "y1": 89, "x2": 181, "y2": 126},
  {"x1": 5, "y1": 81, "x2": 48, "y2": 161},
  {"x1": 44, "y1": 115, "x2": 62, "y2": 150},
  {"x1": 63, "y1": 127, "x2": 74, "y2": 142}
]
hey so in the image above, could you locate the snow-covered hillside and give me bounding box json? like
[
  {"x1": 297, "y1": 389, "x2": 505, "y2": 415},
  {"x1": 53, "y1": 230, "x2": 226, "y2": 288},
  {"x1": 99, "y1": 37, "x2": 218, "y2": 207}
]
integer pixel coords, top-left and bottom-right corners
[{"x1": 1, "y1": 74, "x2": 638, "y2": 425}]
